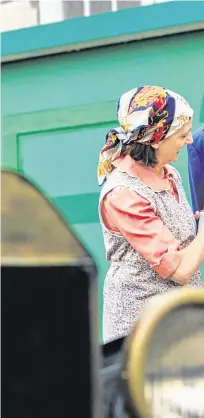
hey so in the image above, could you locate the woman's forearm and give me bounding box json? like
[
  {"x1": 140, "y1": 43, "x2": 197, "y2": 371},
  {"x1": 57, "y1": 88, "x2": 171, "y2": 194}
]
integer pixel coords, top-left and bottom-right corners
[{"x1": 170, "y1": 232, "x2": 204, "y2": 285}]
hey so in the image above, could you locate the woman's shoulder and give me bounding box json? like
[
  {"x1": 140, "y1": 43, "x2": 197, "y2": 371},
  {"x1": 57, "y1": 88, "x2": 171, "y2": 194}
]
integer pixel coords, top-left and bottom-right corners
[
  {"x1": 100, "y1": 168, "x2": 141, "y2": 194},
  {"x1": 100, "y1": 169, "x2": 157, "y2": 211}
]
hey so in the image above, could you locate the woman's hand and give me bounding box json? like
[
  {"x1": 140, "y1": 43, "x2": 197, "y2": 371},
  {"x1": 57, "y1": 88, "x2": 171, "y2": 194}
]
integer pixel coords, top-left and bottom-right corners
[{"x1": 194, "y1": 211, "x2": 200, "y2": 221}]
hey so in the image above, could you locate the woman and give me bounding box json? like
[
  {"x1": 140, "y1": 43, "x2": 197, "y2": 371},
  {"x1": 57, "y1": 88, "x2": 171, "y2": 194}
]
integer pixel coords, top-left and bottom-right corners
[{"x1": 97, "y1": 86, "x2": 204, "y2": 344}]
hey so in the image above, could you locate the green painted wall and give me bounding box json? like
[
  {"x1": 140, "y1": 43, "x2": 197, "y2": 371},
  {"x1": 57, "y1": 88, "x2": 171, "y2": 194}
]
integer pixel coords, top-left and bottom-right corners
[{"x1": 2, "y1": 31, "x2": 204, "y2": 340}]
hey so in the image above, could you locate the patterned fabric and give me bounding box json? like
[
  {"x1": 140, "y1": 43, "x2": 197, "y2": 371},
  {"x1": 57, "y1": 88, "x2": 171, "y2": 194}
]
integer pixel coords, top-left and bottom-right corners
[
  {"x1": 99, "y1": 166, "x2": 204, "y2": 344},
  {"x1": 98, "y1": 86, "x2": 193, "y2": 186}
]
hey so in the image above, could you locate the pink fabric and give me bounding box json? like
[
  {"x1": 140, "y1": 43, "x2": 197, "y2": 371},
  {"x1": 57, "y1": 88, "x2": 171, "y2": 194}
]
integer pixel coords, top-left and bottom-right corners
[{"x1": 100, "y1": 156, "x2": 181, "y2": 279}]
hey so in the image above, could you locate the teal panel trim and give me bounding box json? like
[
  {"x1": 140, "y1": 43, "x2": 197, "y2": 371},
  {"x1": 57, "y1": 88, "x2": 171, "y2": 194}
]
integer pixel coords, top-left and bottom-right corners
[
  {"x1": 53, "y1": 193, "x2": 100, "y2": 224},
  {"x1": 2, "y1": 1, "x2": 204, "y2": 61},
  {"x1": 3, "y1": 103, "x2": 116, "y2": 133}
]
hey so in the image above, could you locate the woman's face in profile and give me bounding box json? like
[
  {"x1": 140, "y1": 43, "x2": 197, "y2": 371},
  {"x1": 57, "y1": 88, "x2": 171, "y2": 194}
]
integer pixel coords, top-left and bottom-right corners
[{"x1": 153, "y1": 121, "x2": 193, "y2": 165}]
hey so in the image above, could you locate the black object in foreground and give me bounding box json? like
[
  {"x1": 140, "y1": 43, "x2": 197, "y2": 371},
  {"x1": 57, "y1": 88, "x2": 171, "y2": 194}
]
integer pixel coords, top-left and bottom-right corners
[{"x1": 1, "y1": 170, "x2": 101, "y2": 418}]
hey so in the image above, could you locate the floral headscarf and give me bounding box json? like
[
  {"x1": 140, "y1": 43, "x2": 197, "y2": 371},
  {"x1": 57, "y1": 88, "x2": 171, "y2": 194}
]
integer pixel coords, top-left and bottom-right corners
[{"x1": 97, "y1": 86, "x2": 193, "y2": 186}]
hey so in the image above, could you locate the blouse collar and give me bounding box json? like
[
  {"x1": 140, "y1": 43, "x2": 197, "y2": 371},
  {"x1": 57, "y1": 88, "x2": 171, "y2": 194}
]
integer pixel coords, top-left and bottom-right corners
[{"x1": 112, "y1": 154, "x2": 175, "y2": 192}]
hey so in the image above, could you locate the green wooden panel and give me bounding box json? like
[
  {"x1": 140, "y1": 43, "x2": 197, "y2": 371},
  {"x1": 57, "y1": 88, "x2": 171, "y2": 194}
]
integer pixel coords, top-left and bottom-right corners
[
  {"x1": 1, "y1": 133, "x2": 18, "y2": 170},
  {"x1": 2, "y1": 31, "x2": 204, "y2": 341},
  {"x1": 18, "y1": 127, "x2": 112, "y2": 196},
  {"x1": 2, "y1": 32, "x2": 204, "y2": 118},
  {"x1": 73, "y1": 223, "x2": 109, "y2": 336}
]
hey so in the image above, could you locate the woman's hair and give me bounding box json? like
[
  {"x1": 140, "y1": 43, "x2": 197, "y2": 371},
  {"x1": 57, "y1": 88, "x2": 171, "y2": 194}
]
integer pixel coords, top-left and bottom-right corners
[{"x1": 129, "y1": 143, "x2": 158, "y2": 167}]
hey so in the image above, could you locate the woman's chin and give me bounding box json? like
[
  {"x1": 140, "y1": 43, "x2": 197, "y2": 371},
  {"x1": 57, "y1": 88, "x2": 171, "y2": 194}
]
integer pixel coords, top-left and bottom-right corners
[{"x1": 170, "y1": 155, "x2": 178, "y2": 163}]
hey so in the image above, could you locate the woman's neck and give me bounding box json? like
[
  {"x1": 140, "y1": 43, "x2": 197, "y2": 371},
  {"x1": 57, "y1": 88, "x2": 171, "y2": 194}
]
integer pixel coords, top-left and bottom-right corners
[
  {"x1": 135, "y1": 157, "x2": 166, "y2": 178},
  {"x1": 137, "y1": 160, "x2": 165, "y2": 178},
  {"x1": 154, "y1": 164, "x2": 165, "y2": 178}
]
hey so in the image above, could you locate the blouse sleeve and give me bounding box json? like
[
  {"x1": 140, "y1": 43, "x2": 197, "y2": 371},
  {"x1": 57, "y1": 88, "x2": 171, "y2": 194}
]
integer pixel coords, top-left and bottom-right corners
[{"x1": 101, "y1": 187, "x2": 182, "y2": 279}]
